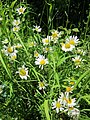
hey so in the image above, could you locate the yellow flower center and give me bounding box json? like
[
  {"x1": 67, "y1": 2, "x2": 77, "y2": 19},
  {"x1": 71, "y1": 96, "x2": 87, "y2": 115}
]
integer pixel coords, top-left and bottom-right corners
[
  {"x1": 65, "y1": 43, "x2": 70, "y2": 48},
  {"x1": 7, "y1": 47, "x2": 13, "y2": 53},
  {"x1": 34, "y1": 53, "x2": 39, "y2": 57},
  {"x1": 14, "y1": 27, "x2": 19, "y2": 31},
  {"x1": 15, "y1": 21, "x2": 19, "y2": 25},
  {"x1": 66, "y1": 87, "x2": 72, "y2": 92},
  {"x1": 40, "y1": 59, "x2": 46, "y2": 65},
  {"x1": 19, "y1": 8, "x2": 24, "y2": 13},
  {"x1": 63, "y1": 97, "x2": 67, "y2": 101},
  {"x1": 11, "y1": 55, "x2": 17, "y2": 60},
  {"x1": 52, "y1": 32, "x2": 58, "y2": 38},
  {"x1": 45, "y1": 39, "x2": 49, "y2": 43},
  {"x1": 75, "y1": 59, "x2": 81, "y2": 64},
  {"x1": 70, "y1": 81, "x2": 75, "y2": 85},
  {"x1": 69, "y1": 107, "x2": 74, "y2": 110},
  {"x1": 67, "y1": 99, "x2": 72, "y2": 104},
  {"x1": 45, "y1": 47, "x2": 49, "y2": 51},
  {"x1": 69, "y1": 39, "x2": 75, "y2": 45},
  {"x1": 19, "y1": 68, "x2": 26, "y2": 76},
  {"x1": 29, "y1": 42, "x2": 35, "y2": 47},
  {"x1": 39, "y1": 82, "x2": 44, "y2": 87},
  {"x1": 56, "y1": 101, "x2": 61, "y2": 108}
]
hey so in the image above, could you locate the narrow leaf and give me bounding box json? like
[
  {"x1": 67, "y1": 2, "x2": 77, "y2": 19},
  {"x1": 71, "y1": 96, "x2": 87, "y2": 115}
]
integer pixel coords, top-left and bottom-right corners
[
  {"x1": 44, "y1": 100, "x2": 50, "y2": 120},
  {"x1": 0, "y1": 53, "x2": 11, "y2": 79}
]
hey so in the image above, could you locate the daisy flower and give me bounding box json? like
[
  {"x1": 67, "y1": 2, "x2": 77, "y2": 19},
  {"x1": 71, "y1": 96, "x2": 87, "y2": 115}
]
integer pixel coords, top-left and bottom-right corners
[
  {"x1": 10, "y1": 53, "x2": 17, "y2": 61},
  {"x1": 14, "y1": 43, "x2": 22, "y2": 48},
  {"x1": 59, "y1": 92, "x2": 69, "y2": 107},
  {"x1": 42, "y1": 36, "x2": 51, "y2": 45},
  {"x1": 34, "y1": 51, "x2": 40, "y2": 58},
  {"x1": 66, "y1": 98, "x2": 76, "y2": 107},
  {"x1": 29, "y1": 41, "x2": 36, "y2": 47},
  {"x1": 76, "y1": 48, "x2": 86, "y2": 56},
  {"x1": 13, "y1": 26, "x2": 20, "y2": 32},
  {"x1": 33, "y1": 25, "x2": 42, "y2": 32},
  {"x1": 39, "y1": 81, "x2": 47, "y2": 90},
  {"x1": 66, "y1": 36, "x2": 79, "y2": 46},
  {"x1": 52, "y1": 98, "x2": 64, "y2": 113},
  {"x1": 66, "y1": 86, "x2": 73, "y2": 93},
  {"x1": 72, "y1": 56, "x2": 82, "y2": 68},
  {"x1": 67, "y1": 107, "x2": 80, "y2": 119},
  {"x1": 16, "y1": 65, "x2": 29, "y2": 80},
  {"x1": 51, "y1": 30, "x2": 61, "y2": 43},
  {"x1": 35, "y1": 55, "x2": 48, "y2": 69},
  {"x1": 61, "y1": 42, "x2": 75, "y2": 52},
  {"x1": 69, "y1": 81, "x2": 75, "y2": 86},
  {"x1": 3, "y1": 44, "x2": 18, "y2": 56},
  {"x1": 43, "y1": 47, "x2": 52, "y2": 53},
  {"x1": 17, "y1": 6, "x2": 26, "y2": 15},
  {"x1": 12, "y1": 19, "x2": 20, "y2": 26}
]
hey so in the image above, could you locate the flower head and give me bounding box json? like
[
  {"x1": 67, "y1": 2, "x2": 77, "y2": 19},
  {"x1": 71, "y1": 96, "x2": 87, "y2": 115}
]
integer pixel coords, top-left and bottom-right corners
[
  {"x1": 3, "y1": 44, "x2": 18, "y2": 56},
  {"x1": 10, "y1": 53, "x2": 17, "y2": 61},
  {"x1": 72, "y1": 56, "x2": 82, "y2": 68},
  {"x1": 66, "y1": 36, "x2": 79, "y2": 46},
  {"x1": 13, "y1": 19, "x2": 20, "y2": 26},
  {"x1": 66, "y1": 98, "x2": 76, "y2": 107},
  {"x1": 61, "y1": 43, "x2": 75, "y2": 52},
  {"x1": 52, "y1": 98, "x2": 64, "y2": 113},
  {"x1": 35, "y1": 55, "x2": 48, "y2": 69},
  {"x1": 13, "y1": 26, "x2": 20, "y2": 32},
  {"x1": 42, "y1": 36, "x2": 51, "y2": 45},
  {"x1": 51, "y1": 30, "x2": 61, "y2": 43},
  {"x1": 33, "y1": 25, "x2": 42, "y2": 32},
  {"x1": 14, "y1": 43, "x2": 22, "y2": 48},
  {"x1": 66, "y1": 86, "x2": 73, "y2": 93},
  {"x1": 39, "y1": 81, "x2": 47, "y2": 90},
  {"x1": 29, "y1": 41, "x2": 36, "y2": 47},
  {"x1": 76, "y1": 48, "x2": 85, "y2": 56},
  {"x1": 59, "y1": 92, "x2": 69, "y2": 107},
  {"x1": 34, "y1": 51, "x2": 40, "y2": 58},
  {"x1": 16, "y1": 65, "x2": 29, "y2": 79},
  {"x1": 17, "y1": 6, "x2": 26, "y2": 14},
  {"x1": 43, "y1": 47, "x2": 52, "y2": 53},
  {"x1": 67, "y1": 107, "x2": 80, "y2": 119}
]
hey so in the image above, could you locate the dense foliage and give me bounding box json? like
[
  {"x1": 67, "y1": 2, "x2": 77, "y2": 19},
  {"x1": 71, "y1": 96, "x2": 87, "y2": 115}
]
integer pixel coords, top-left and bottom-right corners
[{"x1": 0, "y1": 0, "x2": 90, "y2": 120}]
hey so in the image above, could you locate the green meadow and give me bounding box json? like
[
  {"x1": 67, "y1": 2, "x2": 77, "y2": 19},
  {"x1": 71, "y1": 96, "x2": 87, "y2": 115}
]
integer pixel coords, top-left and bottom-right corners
[{"x1": 0, "y1": 0, "x2": 90, "y2": 120}]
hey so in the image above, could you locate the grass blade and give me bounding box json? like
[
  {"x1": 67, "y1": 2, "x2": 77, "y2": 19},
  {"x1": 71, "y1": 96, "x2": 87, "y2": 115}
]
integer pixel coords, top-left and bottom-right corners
[
  {"x1": 0, "y1": 53, "x2": 11, "y2": 79},
  {"x1": 74, "y1": 69, "x2": 90, "y2": 89},
  {"x1": 44, "y1": 100, "x2": 50, "y2": 120}
]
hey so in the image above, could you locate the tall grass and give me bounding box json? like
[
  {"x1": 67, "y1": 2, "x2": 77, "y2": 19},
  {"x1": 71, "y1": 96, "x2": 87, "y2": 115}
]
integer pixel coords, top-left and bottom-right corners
[{"x1": 0, "y1": 0, "x2": 90, "y2": 120}]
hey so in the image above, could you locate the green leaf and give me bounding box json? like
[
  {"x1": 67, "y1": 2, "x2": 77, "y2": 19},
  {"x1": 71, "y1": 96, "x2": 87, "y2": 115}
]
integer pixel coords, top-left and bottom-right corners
[
  {"x1": 0, "y1": 53, "x2": 11, "y2": 79},
  {"x1": 10, "y1": 0, "x2": 17, "y2": 8},
  {"x1": 72, "y1": 28, "x2": 79, "y2": 32},
  {"x1": 57, "y1": 55, "x2": 75, "y2": 67},
  {"x1": 9, "y1": 83, "x2": 13, "y2": 97},
  {"x1": 81, "y1": 95, "x2": 90, "y2": 105},
  {"x1": 74, "y1": 69, "x2": 90, "y2": 89},
  {"x1": 15, "y1": 32, "x2": 29, "y2": 57},
  {"x1": 44, "y1": 100, "x2": 50, "y2": 120}
]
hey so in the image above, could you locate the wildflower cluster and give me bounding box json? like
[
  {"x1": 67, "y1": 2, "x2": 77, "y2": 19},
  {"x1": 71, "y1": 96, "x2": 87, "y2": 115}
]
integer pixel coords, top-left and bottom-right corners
[
  {"x1": 0, "y1": 2, "x2": 89, "y2": 120},
  {"x1": 52, "y1": 90, "x2": 80, "y2": 119},
  {"x1": 2, "y1": 43, "x2": 18, "y2": 61}
]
